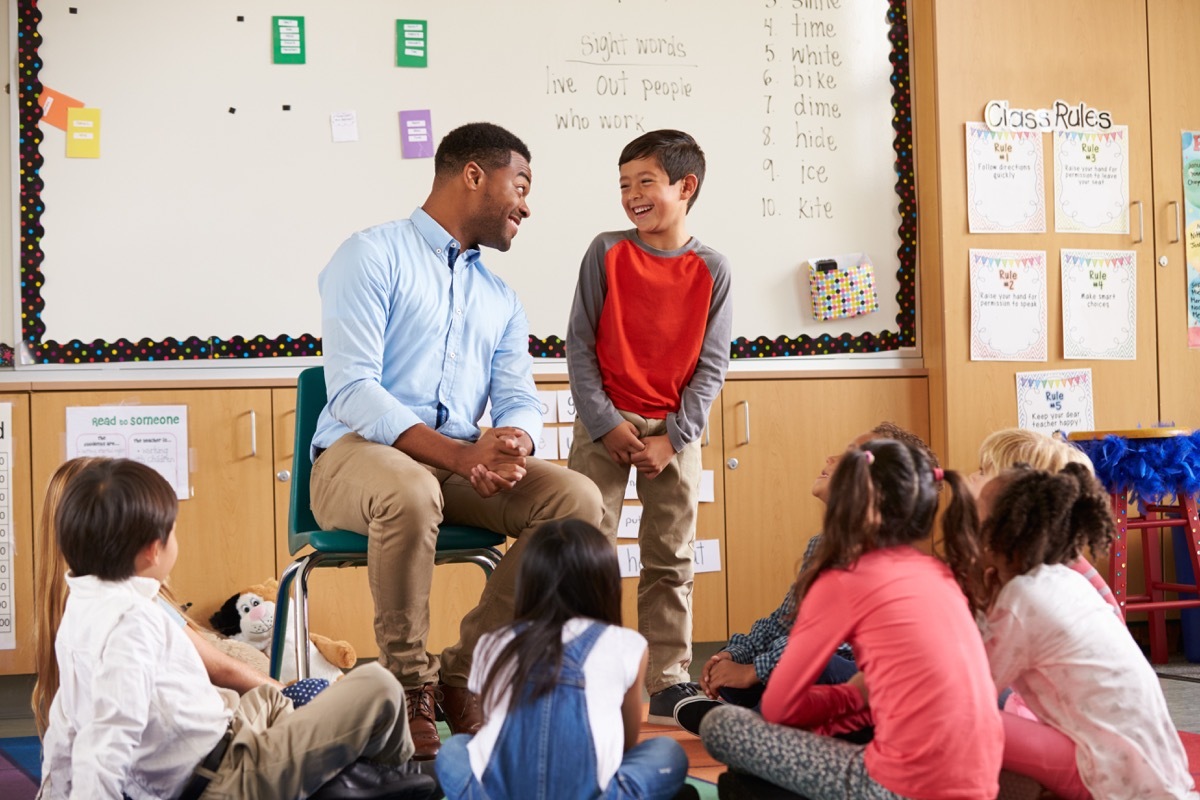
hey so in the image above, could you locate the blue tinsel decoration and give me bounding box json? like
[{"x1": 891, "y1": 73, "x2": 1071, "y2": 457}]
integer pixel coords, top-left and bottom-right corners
[{"x1": 1072, "y1": 431, "x2": 1200, "y2": 503}]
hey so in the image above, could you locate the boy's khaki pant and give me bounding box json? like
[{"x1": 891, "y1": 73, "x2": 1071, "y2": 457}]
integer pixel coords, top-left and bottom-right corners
[
  {"x1": 201, "y1": 662, "x2": 412, "y2": 799},
  {"x1": 568, "y1": 411, "x2": 702, "y2": 694}
]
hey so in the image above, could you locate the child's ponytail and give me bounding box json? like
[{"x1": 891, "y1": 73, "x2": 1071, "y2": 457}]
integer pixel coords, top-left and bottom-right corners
[
  {"x1": 1061, "y1": 462, "x2": 1114, "y2": 562},
  {"x1": 938, "y1": 469, "x2": 987, "y2": 615}
]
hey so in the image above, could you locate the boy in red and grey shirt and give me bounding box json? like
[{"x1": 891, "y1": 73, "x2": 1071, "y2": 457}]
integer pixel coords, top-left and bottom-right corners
[{"x1": 566, "y1": 129, "x2": 732, "y2": 725}]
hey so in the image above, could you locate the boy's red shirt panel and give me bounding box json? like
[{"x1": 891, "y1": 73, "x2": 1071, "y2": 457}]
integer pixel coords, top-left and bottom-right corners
[{"x1": 595, "y1": 239, "x2": 714, "y2": 420}]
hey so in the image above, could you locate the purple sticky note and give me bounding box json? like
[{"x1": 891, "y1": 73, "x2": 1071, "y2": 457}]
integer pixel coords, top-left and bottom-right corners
[{"x1": 399, "y1": 110, "x2": 434, "y2": 159}]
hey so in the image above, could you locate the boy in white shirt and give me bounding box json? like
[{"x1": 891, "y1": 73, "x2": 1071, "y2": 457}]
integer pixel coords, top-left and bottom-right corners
[{"x1": 38, "y1": 458, "x2": 436, "y2": 800}]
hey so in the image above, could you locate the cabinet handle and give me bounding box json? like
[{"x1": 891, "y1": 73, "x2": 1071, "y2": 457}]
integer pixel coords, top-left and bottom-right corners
[
  {"x1": 1170, "y1": 200, "x2": 1182, "y2": 244},
  {"x1": 277, "y1": 470, "x2": 291, "y2": 482},
  {"x1": 702, "y1": 422, "x2": 710, "y2": 447},
  {"x1": 249, "y1": 410, "x2": 257, "y2": 458},
  {"x1": 1132, "y1": 200, "x2": 1144, "y2": 244},
  {"x1": 738, "y1": 400, "x2": 751, "y2": 445}
]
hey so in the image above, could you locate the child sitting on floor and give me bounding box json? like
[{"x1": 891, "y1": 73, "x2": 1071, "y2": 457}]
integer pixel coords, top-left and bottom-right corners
[
  {"x1": 700, "y1": 438, "x2": 1003, "y2": 799},
  {"x1": 37, "y1": 458, "x2": 434, "y2": 800},
  {"x1": 965, "y1": 463, "x2": 1197, "y2": 799},
  {"x1": 673, "y1": 422, "x2": 936, "y2": 736},
  {"x1": 435, "y1": 519, "x2": 696, "y2": 800}
]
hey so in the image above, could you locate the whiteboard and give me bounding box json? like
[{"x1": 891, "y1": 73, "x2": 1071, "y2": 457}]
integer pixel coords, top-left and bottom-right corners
[{"x1": 15, "y1": 0, "x2": 916, "y2": 363}]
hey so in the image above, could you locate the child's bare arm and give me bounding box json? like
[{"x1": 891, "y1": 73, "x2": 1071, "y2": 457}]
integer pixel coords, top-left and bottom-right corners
[
  {"x1": 622, "y1": 649, "x2": 650, "y2": 751},
  {"x1": 185, "y1": 625, "x2": 282, "y2": 693}
]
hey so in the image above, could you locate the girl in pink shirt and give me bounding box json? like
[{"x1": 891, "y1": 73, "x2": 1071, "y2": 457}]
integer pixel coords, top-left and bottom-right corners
[{"x1": 700, "y1": 438, "x2": 1003, "y2": 800}]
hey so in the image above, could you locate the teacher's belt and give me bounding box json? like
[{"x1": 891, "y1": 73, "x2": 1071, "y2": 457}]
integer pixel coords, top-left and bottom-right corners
[{"x1": 178, "y1": 726, "x2": 233, "y2": 800}]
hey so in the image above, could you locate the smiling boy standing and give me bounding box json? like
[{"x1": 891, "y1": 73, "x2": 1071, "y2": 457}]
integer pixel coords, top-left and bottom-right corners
[{"x1": 566, "y1": 129, "x2": 732, "y2": 724}]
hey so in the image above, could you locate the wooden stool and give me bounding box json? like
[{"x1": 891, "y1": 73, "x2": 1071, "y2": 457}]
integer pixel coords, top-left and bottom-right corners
[{"x1": 1069, "y1": 428, "x2": 1200, "y2": 663}]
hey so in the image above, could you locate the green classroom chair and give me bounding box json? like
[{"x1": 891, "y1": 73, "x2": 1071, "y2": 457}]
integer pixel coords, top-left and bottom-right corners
[{"x1": 271, "y1": 366, "x2": 505, "y2": 680}]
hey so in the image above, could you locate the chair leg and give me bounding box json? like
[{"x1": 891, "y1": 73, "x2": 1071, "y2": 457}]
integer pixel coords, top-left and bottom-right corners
[
  {"x1": 435, "y1": 547, "x2": 504, "y2": 578},
  {"x1": 295, "y1": 557, "x2": 322, "y2": 680},
  {"x1": 272, "y1": 558, "x2": 306, "y2": 681}
]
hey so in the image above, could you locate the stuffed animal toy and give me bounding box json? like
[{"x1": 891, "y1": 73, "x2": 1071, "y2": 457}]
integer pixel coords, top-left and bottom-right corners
[{"x1": 209, "y1": 578, "x2": 355, "y2": 684}]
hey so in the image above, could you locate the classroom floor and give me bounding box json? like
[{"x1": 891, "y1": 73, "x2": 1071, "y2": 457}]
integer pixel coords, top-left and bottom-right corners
[{"x1": 3, "y1": 643, "x2": 1199, "y2": 756}]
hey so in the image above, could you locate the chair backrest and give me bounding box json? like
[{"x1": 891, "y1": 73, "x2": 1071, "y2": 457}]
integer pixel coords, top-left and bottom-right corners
[{"x1": 289, "y1": 366, "x2": 329, "y2": 550}]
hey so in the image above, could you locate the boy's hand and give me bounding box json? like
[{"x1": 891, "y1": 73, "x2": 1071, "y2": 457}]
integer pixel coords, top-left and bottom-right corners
[
  {"x1": 630, "y1": 435, "x2": 674, "y2": 479},
  {"x1": 601, "y1": 422, "x2": 644, "y2": 466},
  {"x1": 705, "y1": 657, "x2": 760, "y2": 697},
  {"x1": 700, "y1": 651, "x2": 732, "y2": 698}
]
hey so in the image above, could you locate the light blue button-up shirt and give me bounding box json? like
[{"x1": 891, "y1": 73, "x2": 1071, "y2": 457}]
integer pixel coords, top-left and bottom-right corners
[{"x1": 313, "y1": 208, "x2": 543, "y2": 458}]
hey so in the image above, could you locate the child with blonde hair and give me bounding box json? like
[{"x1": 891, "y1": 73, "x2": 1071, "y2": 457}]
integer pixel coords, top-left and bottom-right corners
[{"x1": 970, "y1": 428, "x2": 1120, "y2": 616}]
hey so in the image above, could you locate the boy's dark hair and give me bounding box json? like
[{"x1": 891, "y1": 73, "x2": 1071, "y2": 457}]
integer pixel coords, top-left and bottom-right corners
[
  {"x1": 983, "y1": 462, "x2": 1114, "y2": 575},
  {"x1": 479, "y1": 519, "x2": 621, "y2": 714},
  {"x1": 795, "y1": 439, "x2": 979, "y2": 609},
  {"x1": 434, "y1": 122, "x2": 531, "y2": 179},
  {"x1": 56, "y1": 459, "x2": 178, "y2": 581},
  {"x1": 619, "y1": 129, "x2": 706, "y2": 210}
]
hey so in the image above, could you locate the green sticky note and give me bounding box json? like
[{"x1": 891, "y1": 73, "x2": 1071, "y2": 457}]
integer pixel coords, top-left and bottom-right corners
[
  {"x1": 397, "y1": 20, "x2": 428, "y2": 68},
  {"x1": 273, "y1": 16, "x2": 306, "y2": 65}
]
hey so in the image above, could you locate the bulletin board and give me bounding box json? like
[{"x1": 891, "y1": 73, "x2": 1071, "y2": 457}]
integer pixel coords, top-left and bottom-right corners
[{"x1": 13, "y1": 0, "x2": 916, "y2": 365}]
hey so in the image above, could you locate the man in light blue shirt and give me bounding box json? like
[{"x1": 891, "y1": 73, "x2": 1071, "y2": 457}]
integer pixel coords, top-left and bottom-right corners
[{"x1": 310, "y1": 123, "x2": 603, "y2": 760}]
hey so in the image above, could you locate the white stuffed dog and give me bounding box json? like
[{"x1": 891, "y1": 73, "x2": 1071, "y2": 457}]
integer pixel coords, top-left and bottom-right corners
[{"x1": 210, "y1": 583, "x2": 353, "y2": 684}]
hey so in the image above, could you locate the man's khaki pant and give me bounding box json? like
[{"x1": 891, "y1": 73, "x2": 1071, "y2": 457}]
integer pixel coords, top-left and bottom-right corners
[{"x1": 310, "y1": 433, "x2": 603, "y2": 688}]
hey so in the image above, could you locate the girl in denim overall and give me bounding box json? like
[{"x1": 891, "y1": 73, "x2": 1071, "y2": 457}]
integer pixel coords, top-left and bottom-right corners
[{"x1": 435, "y1": 519, "x2": 692, "y2": 800}]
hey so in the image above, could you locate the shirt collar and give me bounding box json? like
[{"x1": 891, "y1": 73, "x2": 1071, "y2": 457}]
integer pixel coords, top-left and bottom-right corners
[
  {"x1": 65, "y1": 571, "x2": 162, "y2": 600},
  {"x1": 411, "y1": 207, "x2": 481, "y2": 269}
]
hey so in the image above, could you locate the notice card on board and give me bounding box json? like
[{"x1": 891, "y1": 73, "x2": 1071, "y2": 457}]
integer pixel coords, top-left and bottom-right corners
[
  {"x1": 1061, "y1": 249, "x2": 1136, "y2": 360},
  {"x1": 965, "y1": 122, "x2": 1045, "y2": 233},
  {"x1": 1016, "y1": 369, "x2": 1094, "y2": 437},
  {"x1": 1054, "y1": 126, "x2": 1129, "y2": 234},
  {"x1": 969, "y1": 249, "x2": 1047, "y2": 361},
  {"x1": 66, "y1": 406, "x2": 190, "y2": 500}
]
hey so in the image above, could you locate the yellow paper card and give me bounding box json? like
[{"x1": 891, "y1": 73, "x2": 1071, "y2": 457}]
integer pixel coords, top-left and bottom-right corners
[{"x1": 66, "y1": 107, "x2": 101, "y2": 158}]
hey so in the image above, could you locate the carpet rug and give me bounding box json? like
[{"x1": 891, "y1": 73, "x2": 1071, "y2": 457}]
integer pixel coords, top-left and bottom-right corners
[
  {"x1": 12, "y1": 728, "x2": 1196, "y2": 798},
  {"x1": 0, "y1": 735, "x2": 39, "y2": 800}
]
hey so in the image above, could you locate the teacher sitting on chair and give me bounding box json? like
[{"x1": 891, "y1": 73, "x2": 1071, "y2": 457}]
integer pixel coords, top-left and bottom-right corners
[{"x1": 310, "y1": 121, "x2": 603, "y2": 761}]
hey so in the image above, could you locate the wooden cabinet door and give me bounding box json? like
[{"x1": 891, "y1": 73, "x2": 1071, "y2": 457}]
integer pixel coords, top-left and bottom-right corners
[
  {"x1": 31, "y1": 388, "x2": 276, "y2": 628},
  {"x1": 721, "y1": 377, "x2": 929, "y2": 634},
  {"x1": 0, "y1": 394, "x2": 35, "y2": 675},
  {"x1": 926, "y1": 0, "x2": 1158, "y2": 471},
  {"x1": 1148, "y1": 0, "x2": 1200, "y2": 427}
]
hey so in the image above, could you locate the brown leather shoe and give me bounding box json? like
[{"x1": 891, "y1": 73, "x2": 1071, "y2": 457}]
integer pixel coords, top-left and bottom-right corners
[
  {"x1": 436, "y1": 683, "x2": 483, "y2": 736},
  {"x1": 404, "y1": 684, "x2": 441, "y2": 761}
]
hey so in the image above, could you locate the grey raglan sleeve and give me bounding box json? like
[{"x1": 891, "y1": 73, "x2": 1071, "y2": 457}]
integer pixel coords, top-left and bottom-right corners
[
  {"x1": 566, "y1": 234, "x2": 625, "y2": 442},
  {"x1": 666, "y1": 247, "x2": 733, "y2": 451}
]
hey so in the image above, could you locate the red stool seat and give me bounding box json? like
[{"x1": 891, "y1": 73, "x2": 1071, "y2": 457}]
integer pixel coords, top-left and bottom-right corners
[{"x1": 1069, "y1": 428, "x2": 1200, "y2": 663}]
